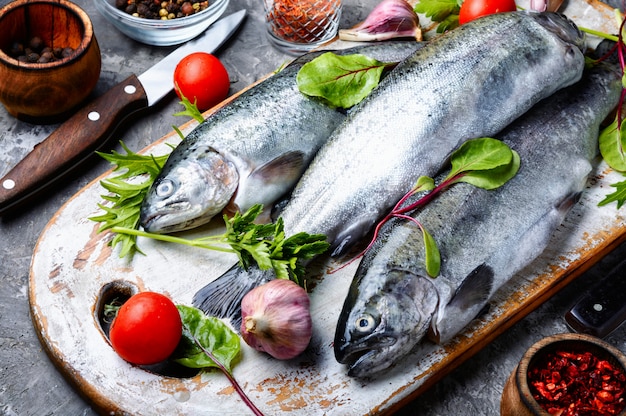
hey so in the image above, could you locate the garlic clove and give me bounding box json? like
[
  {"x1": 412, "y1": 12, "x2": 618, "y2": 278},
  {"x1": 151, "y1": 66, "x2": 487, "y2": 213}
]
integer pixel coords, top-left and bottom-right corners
[
  {"x1": 240, "y1": 279, "x2": 313, "y2": 360},
  {"x1": 339, "y1": 0, "x2": 422, "y2": 42}
]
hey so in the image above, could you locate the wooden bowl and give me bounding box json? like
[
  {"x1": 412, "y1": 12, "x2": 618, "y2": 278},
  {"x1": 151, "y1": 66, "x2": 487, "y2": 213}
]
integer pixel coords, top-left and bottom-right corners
[
  {"x1": 501, "y1": 333, "x2": 626, "y2": 415},
  {"x1": 0, "y1": 0, "x2": 101, "y2": 121}
]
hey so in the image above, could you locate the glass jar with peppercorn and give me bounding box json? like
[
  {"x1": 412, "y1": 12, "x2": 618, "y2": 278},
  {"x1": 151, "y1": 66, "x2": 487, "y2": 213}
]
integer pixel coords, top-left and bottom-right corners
[
  {"x1": 263, "y1": 0, "x2": 342, "y2": 54},
  {"x1": 500, "y1": 333, "x2": 626, "y2": 416}
]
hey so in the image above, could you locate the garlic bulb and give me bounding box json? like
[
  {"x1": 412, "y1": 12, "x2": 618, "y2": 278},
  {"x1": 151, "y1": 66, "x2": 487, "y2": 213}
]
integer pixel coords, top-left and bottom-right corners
[
  {"x1": 240, "y1": 279, "x2": 312, "y2": 360},
  {"x1": 338, "y1": 0, "x2": 422, "y2": 42}
]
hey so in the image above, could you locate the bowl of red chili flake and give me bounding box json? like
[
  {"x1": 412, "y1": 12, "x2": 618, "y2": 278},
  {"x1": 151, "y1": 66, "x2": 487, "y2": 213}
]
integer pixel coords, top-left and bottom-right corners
[{"x1": 501, "y1": 333, "x2": 626, "y2": 416}]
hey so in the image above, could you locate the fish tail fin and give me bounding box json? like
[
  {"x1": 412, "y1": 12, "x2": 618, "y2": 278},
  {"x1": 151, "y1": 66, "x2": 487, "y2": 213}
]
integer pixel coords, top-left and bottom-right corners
[{"x1": 192, "y1": 264, "x2": 273, "y2": 330}]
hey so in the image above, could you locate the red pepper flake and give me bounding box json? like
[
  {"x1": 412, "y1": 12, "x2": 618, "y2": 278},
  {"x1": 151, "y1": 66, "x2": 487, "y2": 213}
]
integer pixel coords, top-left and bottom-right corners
[
  {"x1": 267, "y1": 0, "x2": 340, "y2": 44},
  {"x1": 528, "y1": 349, "x2": 626, "y2": 415}
]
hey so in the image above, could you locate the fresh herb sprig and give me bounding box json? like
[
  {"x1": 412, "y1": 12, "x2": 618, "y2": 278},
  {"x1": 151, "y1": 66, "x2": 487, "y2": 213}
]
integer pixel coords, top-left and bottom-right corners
[
  {"x1": 90, "y1": 96, "x2": 204, "y2": 258},
  {"x1": 111, "y1": 204, "x2": 329, "y2": 285},
  {"x1": 89, "y1": 142, "x2": 170, "y2": 258}
]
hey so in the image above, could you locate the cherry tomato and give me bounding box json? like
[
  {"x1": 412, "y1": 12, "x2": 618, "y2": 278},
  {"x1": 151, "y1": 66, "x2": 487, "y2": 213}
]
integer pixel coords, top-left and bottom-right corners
[
  {"x1": 173, "y1": 52, "x2": 230, "y2": 112},
  {"x1": 458, "y1": 0, "x2": 517, "y2": 24},
  {"x1": 109, "y1": 292, "x2": 182, "y2": 365}
]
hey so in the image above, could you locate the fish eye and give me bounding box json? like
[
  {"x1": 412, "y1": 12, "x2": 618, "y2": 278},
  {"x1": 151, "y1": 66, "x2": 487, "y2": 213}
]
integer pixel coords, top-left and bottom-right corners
[
  {"x1": 156, "y1": 179, "x2": 175, "y2": 198},
  {"x1": 355, "y1": 314, "x2": 376, "y2": 333}
]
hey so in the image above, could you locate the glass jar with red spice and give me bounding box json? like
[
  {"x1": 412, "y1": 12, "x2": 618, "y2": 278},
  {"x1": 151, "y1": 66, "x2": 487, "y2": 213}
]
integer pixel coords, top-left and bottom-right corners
[
  {"x1": 263, "y1": 0, "x2": 342, "y2": 54},
  {"x1": 501, "y1": 333, "x2": 626, "y2": 416}
]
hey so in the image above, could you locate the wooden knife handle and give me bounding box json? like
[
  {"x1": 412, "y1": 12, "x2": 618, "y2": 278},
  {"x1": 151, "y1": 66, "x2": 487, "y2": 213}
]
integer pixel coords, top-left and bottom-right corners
[{"x1": 0, "y1": 74, "x2": 149, "y2": 215}]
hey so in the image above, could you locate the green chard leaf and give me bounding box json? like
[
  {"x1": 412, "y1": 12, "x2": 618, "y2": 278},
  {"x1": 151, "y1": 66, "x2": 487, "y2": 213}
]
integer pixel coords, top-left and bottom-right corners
[
  {"x1": 421, "y1": 225, "x2": 441, "y2": 277},
  {"x1": 174, "y1": 305, "x2": 241, "y2": 371},
  {"x1": 444, "y1": 137, "x2": 519, "y2": 189},
  {"x1": 599, "y1": 116, "x2": 626, "y2": 172},
  {"x1": 458, "y1": 149, "x2": 520, "y2": 190},
  {"x1": 414, "y1": 175, "x2": 436, "y2": 193},
  {"x1": 297, "y1": 52, "x2": 390, "y2": 109}
]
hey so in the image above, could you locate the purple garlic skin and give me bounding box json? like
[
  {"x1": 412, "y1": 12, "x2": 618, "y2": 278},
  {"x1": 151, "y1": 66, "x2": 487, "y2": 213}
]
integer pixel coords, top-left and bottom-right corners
[
  {"x1": 339, "y1": 0, "x2": 422, "y2": 42},
  {"x1": 240, "y1": 279, "x2": 312, "y2": 360}
]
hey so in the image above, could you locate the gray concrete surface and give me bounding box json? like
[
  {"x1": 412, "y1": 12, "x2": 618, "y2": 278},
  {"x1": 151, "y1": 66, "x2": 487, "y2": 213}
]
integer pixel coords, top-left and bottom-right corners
[{"x1": 2, "y1": 0, "x2": 626, "y2": 414}]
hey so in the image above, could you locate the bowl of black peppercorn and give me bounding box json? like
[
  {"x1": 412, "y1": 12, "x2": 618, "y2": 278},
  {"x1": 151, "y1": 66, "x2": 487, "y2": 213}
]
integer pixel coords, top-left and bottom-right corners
[
  {"x1": 92, "y1": 0, "x2": 229, "y2": 46},
  {"x1": 0, "y1": 0, "x2": 101, "y2": 122}
]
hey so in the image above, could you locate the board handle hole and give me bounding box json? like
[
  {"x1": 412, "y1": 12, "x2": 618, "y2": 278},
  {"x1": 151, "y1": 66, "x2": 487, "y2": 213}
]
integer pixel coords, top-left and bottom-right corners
[{"x1": 94, "y1": 281, "x2": 200, "y2": 379}]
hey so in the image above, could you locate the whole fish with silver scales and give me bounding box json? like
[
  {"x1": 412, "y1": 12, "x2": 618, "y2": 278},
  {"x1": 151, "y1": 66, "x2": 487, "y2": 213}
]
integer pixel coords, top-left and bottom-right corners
[
  {"x1": 334, "y1": 57, "x2": 622, "y2": 378},
  {"x1": 139, "y1": 41, "x2": 427, "y2": 233},
  {"x1": 193, "y1": 12, "x2": 587, "y2": 328}
]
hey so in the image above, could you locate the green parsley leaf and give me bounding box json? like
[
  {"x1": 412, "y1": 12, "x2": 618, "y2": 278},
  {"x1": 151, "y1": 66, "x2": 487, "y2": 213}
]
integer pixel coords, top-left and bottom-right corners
[
  {"x1": 111, "y1": 204, "x2": 330, "y2": 285},
  {"x1": 599, "y1": 176, "x2": 626, "y2": 208}
]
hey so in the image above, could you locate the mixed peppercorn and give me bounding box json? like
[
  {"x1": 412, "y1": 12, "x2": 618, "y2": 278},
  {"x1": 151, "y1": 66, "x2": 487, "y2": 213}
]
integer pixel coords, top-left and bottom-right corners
[
  {"x1": 6, "y1": 37, "x2": 75, "y2": 64},
  {"x1": 528, "y1": 349, "x2": 626, "y2": 415},
  {"x1": 115, "y1": 0, "x2": 210, "y2": 20}
]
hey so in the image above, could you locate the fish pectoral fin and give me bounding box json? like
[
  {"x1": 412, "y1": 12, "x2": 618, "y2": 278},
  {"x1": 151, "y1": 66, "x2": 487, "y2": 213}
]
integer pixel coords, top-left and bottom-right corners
[
  {"x1": 192, "y1": 264, "x2": 273, "y2": 330},
  {"x1": 250, "y1": 151, "x2": 307, "y2": 183},
  {"x1": 449, "y1": 263, "x2": 494, "y2": 310},
  {"x1": 429, "y1": 264, "x2": 495, "y2": 344},
  {"x1": 330, "y1": 215, "x2": 379, "y2": 257}
]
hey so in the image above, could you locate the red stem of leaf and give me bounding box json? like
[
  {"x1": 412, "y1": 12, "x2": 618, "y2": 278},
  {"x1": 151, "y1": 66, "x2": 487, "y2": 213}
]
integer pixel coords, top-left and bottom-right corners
[
  {"x1": 330, "y1": 172, "x2": 464, "y2": 273},
  {"x1": 190, "y1": 331, "x2": 265, "y2": 416}
]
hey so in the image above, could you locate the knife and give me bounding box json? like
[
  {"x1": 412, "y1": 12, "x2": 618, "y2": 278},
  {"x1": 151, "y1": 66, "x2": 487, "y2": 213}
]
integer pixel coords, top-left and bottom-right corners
[
  {"x1": 565, "y1": 258, "x2": 626, "y2": 338},
  {"x1": 0, "y1": 9, "x2": 246, "y2": 215}
]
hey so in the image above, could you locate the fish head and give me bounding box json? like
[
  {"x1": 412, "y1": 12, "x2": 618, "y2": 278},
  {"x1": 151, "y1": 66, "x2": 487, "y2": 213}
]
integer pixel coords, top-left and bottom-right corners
[
  {"x1": 334, "y1": 269, "x2": 439, "y2": 378},
  {"x1": 534, "y1": 12, "x2": 586, "y2": 53},
  {"x1": 140, "y1": 147, "x2": 239, "y2": 233}
]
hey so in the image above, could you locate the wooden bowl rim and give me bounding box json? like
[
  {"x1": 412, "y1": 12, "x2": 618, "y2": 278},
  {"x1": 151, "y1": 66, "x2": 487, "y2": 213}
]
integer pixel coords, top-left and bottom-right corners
[
  {"x1": 515, "y1": 332, "x2": 626, "y2": 415},
  {"x1": 0, "y1": 0, "x2": 96, "y2": 70}
]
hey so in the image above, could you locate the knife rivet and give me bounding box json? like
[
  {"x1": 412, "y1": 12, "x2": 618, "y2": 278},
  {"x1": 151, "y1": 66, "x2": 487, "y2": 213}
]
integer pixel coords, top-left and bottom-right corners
[
  {"x1": 88, "y1": 111, "x2": 100, "y2": 121},
  {"x1": 2, "y1": 179, "x2": 15, "y2": 190},
  {"x1": 124, "y1": 85, "x2": 137, "y2": 95},
  {"x1": 593, "y1": 303, "x2": 604, "y2": 312}
]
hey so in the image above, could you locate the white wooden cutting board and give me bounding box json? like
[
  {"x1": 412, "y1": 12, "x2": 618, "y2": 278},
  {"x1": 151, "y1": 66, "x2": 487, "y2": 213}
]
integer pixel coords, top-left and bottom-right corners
[{"x1": 29, "y1": 3, "x2": 625, "y2": 414}]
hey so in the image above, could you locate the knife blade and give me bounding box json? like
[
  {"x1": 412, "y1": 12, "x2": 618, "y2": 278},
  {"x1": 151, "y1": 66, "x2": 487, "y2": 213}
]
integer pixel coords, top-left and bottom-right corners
[
  {"x1": 565, "y1": 258, "x2": 626, "y2": 338},
  {"x1": 0, "y1": 9, "x2": 246, "y2": 215}
]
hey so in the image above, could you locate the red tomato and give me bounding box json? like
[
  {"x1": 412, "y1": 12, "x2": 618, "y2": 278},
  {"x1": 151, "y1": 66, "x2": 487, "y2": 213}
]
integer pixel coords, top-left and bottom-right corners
[
  {"x1": 458, "y1": 0, "x2": 517, "y2": 24},
  {"x1": 173, "y1": 52, "x2": 230, "y2": 112},
  {"x1": 109, "y1": 292, "x2": 182, "y2": 365}
]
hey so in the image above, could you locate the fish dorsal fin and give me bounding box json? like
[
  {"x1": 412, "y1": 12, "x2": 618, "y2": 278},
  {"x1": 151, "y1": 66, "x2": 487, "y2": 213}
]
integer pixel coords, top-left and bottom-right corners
[
  {"x1": 448, "y1": 263, "x2": 494, "y2": 311},
  {"x1": 249, "y1": 151, "x2": 306, "y2": 183}
]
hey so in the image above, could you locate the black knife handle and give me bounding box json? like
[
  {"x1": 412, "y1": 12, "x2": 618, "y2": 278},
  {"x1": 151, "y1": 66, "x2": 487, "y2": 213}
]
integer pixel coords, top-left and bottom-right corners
[
  {"x1": 0, "y1": 74, "x2": 148, "y2": 215},
  {"x1": 565, "y1": 258, "x2": 626, "y2": 338}
]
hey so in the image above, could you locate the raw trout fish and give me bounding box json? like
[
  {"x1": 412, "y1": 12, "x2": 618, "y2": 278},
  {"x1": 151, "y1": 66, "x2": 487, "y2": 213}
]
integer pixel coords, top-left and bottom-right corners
[
  {"x1": 193, "y1": 12, "x2": 586, "y2": 326},
  {"x1": 139, "y1": 42, "x2": 425, "y2": 233},
  {"x1": 334, "y1": 60, "x2": 622, "y2": 378}
]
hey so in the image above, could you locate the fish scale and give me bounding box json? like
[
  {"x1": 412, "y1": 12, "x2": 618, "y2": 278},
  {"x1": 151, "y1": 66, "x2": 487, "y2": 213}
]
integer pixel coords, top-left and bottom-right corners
[
  {"x1": 334, "y1": 57, "x2": 622, "y2": 378},
  {"x1": 193, "y1": 11, "x2": 587, "y2": 329},
  {"x1": 278, "y1": 12, "x2": 586, "y2": 254},
  {"x1": 139, "y1": 41, "x2": 425, "y2": 233}
]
